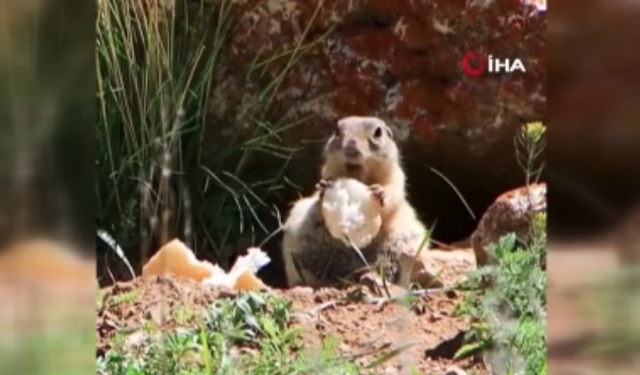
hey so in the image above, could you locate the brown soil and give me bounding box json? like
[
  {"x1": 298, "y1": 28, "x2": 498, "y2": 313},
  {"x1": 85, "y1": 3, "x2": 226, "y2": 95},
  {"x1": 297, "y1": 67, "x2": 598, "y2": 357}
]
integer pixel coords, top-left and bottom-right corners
[{"x1": 97, "y1": 249, "x2": 490, "y2": 374}]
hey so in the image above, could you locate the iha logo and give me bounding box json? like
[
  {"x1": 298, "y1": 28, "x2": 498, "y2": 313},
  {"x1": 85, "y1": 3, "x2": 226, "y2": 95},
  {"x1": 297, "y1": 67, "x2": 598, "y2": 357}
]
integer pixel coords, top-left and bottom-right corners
[{"x1": 461, "y1": 52, "x2": 526, "y2": 77}]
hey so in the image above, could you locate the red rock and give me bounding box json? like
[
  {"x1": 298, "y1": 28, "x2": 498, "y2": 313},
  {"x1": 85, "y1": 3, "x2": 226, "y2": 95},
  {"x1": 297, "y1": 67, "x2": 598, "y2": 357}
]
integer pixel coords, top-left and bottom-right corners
[
  {"x1": 205, "y1": 0, "x2": 546, "y2": 176},
  {"x1": 471, "y1": 183, "x2": 546, "y2": 267},
  {"x1": 195, "y1": 0, "x2": 548, "y2": 249}
]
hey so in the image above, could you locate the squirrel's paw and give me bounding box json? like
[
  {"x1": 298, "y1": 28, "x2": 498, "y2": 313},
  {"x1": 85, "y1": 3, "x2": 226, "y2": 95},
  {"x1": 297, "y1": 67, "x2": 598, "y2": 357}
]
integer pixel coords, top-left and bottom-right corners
[
  {"x1": 316, "y1": 179, "x2": 334, "y2": 197},
  {"x1": 368, "y1": 184, "x2": 386, "y2": 206}
]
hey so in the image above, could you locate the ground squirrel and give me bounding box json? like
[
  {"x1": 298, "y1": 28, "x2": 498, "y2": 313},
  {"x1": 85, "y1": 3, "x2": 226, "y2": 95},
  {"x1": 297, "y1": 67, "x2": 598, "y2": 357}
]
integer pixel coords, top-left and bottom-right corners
[{"x1": 282, "y1": 116, "x2": 428, "y2": 288}]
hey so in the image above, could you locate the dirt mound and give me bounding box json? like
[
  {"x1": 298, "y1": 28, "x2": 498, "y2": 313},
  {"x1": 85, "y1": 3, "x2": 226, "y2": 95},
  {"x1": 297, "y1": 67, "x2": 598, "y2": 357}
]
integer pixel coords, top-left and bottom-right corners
[
  {"x1": 281, "y1": 287, "x2": 483, "y2": 374},
  {"x1": 97, "y1": 276, "x2": 228, "y2": 356},
  {"x1": 97, "y1": 250, "x2": 489, "y2": 374}
]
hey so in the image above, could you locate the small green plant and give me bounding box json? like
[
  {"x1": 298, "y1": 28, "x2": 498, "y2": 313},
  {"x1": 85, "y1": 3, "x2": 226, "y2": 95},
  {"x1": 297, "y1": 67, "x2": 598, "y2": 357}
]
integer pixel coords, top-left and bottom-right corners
[
  {"x1": 515, "y1": 121, "x2": 545, "y2": 186},
  {"x1": 98, "y1": 292, "x2": 359, "y2": 375},
  {"x1": 107, "y1": 291, "x2": 140, "y2": 308},
  {"x1": 174, "y1": 304, "x2": 198, "y2": 326},
  {"x1": 454, "y1": 122, "x2": 547, "y2": 374},
  {"x1": 455, "y1": 216, "x2": 547, "y2": 374}
]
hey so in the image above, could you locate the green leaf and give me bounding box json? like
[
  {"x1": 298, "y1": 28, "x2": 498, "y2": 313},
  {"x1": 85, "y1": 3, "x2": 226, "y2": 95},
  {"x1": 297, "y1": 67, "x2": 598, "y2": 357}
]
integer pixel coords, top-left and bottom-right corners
[{"x1": 454, "y1": 341, "x2": 486, "y2": 360}]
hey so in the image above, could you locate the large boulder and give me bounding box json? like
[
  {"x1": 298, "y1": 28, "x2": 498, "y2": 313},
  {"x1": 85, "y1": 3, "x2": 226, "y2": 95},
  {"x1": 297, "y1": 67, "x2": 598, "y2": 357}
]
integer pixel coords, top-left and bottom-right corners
[{"x1": 204, "y1": 0, "x2": 546, "y2": 241}]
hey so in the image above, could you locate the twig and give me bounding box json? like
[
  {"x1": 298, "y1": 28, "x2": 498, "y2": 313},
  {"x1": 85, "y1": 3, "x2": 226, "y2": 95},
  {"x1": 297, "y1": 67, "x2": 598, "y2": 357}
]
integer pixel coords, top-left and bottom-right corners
[
  {"x1": 291, "y1": 300, "x2": 337, "y2": 322},
  {"x1": 308, "y1": 300, "x2": 337, "y2": 314},
  {"x1": 356, "y1": 288, "x2": 449, "y2": 306}
]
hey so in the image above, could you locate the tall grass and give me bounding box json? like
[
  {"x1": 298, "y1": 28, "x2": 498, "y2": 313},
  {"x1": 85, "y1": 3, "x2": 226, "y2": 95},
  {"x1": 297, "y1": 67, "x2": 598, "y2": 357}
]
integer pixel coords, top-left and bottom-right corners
[{"x1": 96, "y1": 0, "x2": 331, "y2": 270}]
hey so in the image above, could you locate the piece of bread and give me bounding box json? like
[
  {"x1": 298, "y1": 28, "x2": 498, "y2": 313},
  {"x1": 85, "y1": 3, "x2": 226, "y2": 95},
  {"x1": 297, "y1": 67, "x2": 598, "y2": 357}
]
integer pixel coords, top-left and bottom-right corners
[{"x1": 321, "y1": 178, "x2": 383, "y2": 249}]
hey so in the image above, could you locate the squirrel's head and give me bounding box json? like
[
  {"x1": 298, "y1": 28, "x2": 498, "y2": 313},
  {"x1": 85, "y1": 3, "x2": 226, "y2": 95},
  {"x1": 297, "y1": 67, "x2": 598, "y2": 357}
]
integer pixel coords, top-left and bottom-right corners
[{"x1": 324, "y1": 116, "x2": 398, "y2": 172}]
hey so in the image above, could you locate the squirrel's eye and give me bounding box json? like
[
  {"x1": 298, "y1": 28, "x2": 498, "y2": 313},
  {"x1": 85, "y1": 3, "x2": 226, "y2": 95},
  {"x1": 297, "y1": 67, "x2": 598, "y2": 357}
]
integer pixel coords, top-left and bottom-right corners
[{"x1": 373, "y1": 127, "x2": 383, "y2": 138}]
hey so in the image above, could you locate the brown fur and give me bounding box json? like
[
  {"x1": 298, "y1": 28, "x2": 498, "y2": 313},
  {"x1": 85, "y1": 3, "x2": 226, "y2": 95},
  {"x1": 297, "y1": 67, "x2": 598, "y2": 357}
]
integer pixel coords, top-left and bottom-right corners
[{"x1": 282, "y1": 116, "x2": 428, "y2": 288}]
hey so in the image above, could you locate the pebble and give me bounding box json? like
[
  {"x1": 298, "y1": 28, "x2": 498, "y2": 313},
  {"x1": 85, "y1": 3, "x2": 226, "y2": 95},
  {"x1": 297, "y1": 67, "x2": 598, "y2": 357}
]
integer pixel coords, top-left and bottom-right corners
[{"x1": 444, "y1": 366, "x2": 467, "y2": 375}]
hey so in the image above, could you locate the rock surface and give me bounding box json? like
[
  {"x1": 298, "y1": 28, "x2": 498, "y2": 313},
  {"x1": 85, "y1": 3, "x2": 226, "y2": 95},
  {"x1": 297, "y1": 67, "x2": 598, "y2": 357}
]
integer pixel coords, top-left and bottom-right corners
[
  {"x1": 445, "y1": 366, "x2": 467, "y2": 375},
  {"x1": 203, "y1": 0, "x2": 547, "y2": 240},
  {"x1": 471, "y1": 182, "x2": 546, "y2": 267}
]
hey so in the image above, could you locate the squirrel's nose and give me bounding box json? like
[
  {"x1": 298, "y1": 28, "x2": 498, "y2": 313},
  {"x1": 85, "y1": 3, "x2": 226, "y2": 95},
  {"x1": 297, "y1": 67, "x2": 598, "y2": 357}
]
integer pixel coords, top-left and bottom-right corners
[{"x1": 343, "y1": 139, "x2": 360, "y2": 158}]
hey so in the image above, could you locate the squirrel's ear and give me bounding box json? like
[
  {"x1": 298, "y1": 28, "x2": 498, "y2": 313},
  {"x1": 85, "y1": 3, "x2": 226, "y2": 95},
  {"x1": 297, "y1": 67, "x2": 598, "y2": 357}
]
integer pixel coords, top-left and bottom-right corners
[{"x1": 385, "y1": 125, "x2": 393, "y2": 138}]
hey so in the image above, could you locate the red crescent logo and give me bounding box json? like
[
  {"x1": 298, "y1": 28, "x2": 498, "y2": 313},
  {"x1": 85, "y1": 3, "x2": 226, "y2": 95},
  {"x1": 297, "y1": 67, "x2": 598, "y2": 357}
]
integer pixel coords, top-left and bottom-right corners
[{"x1": 461, "y1": 52, "x2": 487, "y2": 77}]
